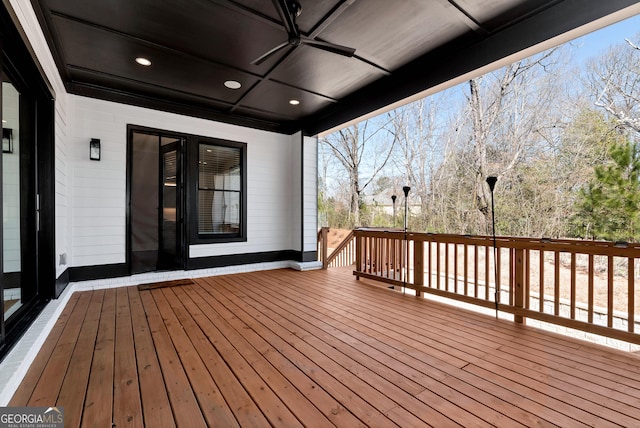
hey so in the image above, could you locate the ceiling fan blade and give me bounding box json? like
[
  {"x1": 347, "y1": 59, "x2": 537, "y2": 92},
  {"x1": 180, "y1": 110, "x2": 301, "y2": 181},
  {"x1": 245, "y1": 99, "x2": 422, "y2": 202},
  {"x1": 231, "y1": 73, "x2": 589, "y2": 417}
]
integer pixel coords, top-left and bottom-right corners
[
  {"x1": 251, "y1": 41, "x2": 291, "y2": 65},
  {"x1": 273, "y1": 0, "x2": 300, "y2": 38},
  {"x1": 301, "y1": 38, "x2": 356, "y2": 57}
]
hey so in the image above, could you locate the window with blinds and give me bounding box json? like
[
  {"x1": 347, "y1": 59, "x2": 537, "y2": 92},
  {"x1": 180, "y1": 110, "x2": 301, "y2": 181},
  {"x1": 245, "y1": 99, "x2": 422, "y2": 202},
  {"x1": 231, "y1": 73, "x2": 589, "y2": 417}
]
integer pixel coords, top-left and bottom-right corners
[{"x1": 198, "y1": 143, "x2": 242, "y2": 236}]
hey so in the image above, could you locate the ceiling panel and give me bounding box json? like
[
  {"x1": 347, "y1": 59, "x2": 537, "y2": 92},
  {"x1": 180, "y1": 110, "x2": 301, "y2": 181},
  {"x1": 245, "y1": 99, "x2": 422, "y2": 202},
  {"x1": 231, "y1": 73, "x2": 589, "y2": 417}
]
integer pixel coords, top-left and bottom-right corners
[
  {"x1": 239, "y1": 79, "x2": 335, "y2": 121},
  {"x1": 319, "y1": 0, "x2": 471, "y2": 71},
  {"x1": 46, "y1": 0, "x2": 287, "y2": 74},
  {"x1": 28, "y1": 0, "x2": 640, "y2": 134},
  {"x1": 52, "y1": 15, "x2": 260, "y2": 104},
  {"x1": 269, "y1": 45, "x2": 386, "y2": 99}
]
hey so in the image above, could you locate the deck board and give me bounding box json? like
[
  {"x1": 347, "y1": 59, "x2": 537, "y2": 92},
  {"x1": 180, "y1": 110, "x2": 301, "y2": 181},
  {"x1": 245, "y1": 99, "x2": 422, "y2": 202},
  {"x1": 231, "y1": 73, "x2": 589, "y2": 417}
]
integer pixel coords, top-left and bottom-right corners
[
  {"x1": 28, "y1": 292, "x2": 92, "y2": 407},
  {"x1": 10, "y1": 267, "x2": 640, "y2": 427},
  {"x1": 57, "y1": 290, "x2": 104, "y2": 428},
  {"x1": 128, "y1": 287, "x2": 175, "y2": 428},
  {"x1": 81, "y1": 288, "x2": 116, "y2": 427},
  {"x1": 8, "y1": 292, "x2": 80, "y2": 407}
]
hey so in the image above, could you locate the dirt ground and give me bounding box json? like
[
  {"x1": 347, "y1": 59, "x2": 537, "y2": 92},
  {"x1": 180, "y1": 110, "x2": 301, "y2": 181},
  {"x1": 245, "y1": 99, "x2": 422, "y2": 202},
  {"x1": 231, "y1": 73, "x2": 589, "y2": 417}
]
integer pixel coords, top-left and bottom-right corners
[
  {"x1": 326, "y1": 228, "x2": 352, "y2": 249},
  {"x1": 325, "y1": 228, "x2": 639, "y2": 314}
]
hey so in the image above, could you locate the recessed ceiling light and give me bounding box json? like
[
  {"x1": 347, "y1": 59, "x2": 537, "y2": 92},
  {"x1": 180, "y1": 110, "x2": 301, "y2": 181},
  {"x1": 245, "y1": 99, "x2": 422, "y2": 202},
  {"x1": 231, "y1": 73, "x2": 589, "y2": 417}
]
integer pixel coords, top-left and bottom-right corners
[
  {"x1": 224, "y1": 80, "x2": 242, "y2": 89},
  {"x1": 135, "y1": 57, "x2": 152, "y2": 66},
  {"x1": 289, "y1": 99, "x2": 300, "y2": 105},
  {"x1": 1, "y1": 120, "x2": 6, "y2": 123}
]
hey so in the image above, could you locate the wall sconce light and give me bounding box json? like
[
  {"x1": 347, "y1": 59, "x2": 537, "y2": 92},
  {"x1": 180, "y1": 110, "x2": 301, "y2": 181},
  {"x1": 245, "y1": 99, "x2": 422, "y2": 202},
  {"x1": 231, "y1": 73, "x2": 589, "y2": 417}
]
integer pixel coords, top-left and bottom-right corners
[
  {"x1": 90, "y1": 138, "x2": 101, "y2": 161},
  {"x1": 2, "y1": 128, "x2": 13, "y2": 154}
]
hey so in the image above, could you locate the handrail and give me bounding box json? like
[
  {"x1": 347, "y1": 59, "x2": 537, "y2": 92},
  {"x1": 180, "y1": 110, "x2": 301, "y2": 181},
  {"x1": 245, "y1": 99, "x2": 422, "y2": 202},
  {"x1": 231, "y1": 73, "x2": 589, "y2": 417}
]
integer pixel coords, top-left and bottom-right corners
[
  {"x1": 325, "y1": 230, "x2": 355, "y2": 268},
  {"x1": 317, "y1": 227, "x2": 357, "y2": 269},
  {"x1": 352, "y1": 228, "x2": 640, "y2": 345}
]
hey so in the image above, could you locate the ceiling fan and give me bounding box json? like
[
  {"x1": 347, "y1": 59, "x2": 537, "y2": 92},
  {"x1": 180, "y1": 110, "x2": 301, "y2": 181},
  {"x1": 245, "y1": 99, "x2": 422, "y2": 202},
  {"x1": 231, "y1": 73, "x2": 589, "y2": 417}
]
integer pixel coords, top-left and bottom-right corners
[{"x1": 251, "y1": 0, "x2": 356, "y2": 65}]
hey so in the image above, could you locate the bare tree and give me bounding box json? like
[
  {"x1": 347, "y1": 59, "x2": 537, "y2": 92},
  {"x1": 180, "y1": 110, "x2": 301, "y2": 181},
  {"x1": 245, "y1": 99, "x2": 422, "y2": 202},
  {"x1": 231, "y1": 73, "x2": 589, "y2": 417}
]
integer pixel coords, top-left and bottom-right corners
[
  {"x1": 388, "y1": 95, "x2": 456, "y2": 230},
  {"x1": 320, "y1": 118, "x2": 396, "y2": 227},
  {"x1": 589, "y1": 33, "x2": 640, "y2": 134},
  {"x1": 462, "y1": 48, "x2": 563, "y2": 233}
]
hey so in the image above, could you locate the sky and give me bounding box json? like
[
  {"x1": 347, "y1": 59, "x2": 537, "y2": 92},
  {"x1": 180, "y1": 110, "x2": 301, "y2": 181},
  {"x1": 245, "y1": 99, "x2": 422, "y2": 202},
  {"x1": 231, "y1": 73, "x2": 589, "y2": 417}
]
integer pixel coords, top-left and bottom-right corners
[
  {"x1": 570, "y1": 13, "x2": 640, "y2": 64},
  {"x1": 321, "y1": 10, "x2": 640, "y2": 197}
]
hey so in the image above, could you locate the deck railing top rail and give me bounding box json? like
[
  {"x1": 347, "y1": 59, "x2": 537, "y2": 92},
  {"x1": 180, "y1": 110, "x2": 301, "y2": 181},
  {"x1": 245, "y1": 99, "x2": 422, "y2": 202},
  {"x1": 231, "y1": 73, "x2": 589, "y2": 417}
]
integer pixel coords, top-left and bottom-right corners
[{"x1": 354, "y1": 228, "x2": 640, "y2": 256}]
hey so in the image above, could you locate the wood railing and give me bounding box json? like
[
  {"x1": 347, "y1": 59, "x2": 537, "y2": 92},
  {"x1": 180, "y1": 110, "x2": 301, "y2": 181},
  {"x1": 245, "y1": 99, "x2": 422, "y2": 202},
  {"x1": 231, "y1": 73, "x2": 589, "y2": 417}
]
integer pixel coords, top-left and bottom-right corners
[
  {"x1": 353, "y1": 228, "x2": 640, "y2": 345},
  {"x1": 318, "y1": 227, "x2": 357, "y2": 269}
]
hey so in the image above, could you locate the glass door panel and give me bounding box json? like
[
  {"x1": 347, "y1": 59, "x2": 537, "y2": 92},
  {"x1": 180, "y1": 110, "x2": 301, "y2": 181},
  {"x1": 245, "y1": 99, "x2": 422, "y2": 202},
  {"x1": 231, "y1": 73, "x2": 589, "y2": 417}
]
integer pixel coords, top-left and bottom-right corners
[
  {"x1": 158, "y1": 139, "x2": 182, "y2": 269},
  {"x1": 130, "y1": 131, "x2": 183, "y2": 273},
  {"x1": 2, "y1": 80, "x2": 22, "y2": 322}
]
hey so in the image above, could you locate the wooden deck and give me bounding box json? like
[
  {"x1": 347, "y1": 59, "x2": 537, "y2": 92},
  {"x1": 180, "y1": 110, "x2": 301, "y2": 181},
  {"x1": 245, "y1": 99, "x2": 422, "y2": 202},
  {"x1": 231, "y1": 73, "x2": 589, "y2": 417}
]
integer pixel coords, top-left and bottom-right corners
[{"x1": 10, "y1": 267, "x2": 640, "y2": 427}]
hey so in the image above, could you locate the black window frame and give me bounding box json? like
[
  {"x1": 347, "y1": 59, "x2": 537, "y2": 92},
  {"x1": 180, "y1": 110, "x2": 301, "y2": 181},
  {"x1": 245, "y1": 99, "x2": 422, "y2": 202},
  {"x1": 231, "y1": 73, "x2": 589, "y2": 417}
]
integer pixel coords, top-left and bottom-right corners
[{"x1": 188, "y1": 136, "x2": 247, "y2": 244}]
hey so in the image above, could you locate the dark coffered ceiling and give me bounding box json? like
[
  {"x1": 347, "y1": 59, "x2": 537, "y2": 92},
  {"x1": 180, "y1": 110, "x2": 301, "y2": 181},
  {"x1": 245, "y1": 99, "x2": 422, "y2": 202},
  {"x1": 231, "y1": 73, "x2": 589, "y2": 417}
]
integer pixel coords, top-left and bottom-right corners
[{"x1": 30, "y1": 0, "x2": 640, "y2": 135}]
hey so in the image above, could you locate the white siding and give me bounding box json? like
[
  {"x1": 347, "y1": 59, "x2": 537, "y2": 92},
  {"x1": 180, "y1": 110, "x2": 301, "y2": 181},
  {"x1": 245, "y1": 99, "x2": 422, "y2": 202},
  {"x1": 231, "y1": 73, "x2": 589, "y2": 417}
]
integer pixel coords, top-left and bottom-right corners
[
  {"x1": 190, "y1": 128, "x2": 296, "y2": 257},
  {"x1": 70, "y1": 96, "x2": 299, "y2": 264},
  {"x1": 303, "y1": 135, "x2": 318, "y2": 253},
  {"x1": 289, "y1": 132, "x2": 302, "y2": 252}
]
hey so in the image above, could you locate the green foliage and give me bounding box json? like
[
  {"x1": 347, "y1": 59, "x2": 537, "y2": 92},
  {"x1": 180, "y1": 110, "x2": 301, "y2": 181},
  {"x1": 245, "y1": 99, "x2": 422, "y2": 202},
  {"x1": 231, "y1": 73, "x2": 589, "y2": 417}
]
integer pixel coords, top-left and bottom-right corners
[{"x1": 571, "y1": 139, "x2": 640, "y2": 242}]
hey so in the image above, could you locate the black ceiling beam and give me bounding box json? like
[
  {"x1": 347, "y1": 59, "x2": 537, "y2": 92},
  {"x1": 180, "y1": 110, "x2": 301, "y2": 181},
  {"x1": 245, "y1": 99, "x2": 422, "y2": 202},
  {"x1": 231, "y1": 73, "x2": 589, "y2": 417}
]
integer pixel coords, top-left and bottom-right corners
[
  {"x1": 68, "y1": 81, "x2": 296, "y2": 134},
  {"x1": 304, "y1": 0, "x2": 640, "y2": 136},
  {"x1": 444, "y1": 0, "x2": 488, "y2": 35}
]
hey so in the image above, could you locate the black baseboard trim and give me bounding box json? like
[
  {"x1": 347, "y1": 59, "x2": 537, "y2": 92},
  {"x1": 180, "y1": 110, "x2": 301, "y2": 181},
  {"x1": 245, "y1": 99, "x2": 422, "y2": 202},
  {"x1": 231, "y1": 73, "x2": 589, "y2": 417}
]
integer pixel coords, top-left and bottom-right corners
[
  {"x1": 55, "y1": 269, "x2": 70, "y2": 298},
  {"x1": 62, "y1": 251, "x2": 315, "y2": 283},
  {"x1": 69, "y1": 263, "x2": 129, "y2": 282},
  {"x1": 186, "y1": 250, "x2": 301, "y2": 270},
  {"x1": 301, "y1": 250, "x2": 317, "y2": 263}
]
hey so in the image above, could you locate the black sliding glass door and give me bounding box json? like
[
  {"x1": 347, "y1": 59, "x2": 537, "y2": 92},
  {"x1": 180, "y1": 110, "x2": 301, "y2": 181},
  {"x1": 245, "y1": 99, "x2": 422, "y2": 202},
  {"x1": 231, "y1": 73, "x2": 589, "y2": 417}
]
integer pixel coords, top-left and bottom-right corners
[
  {"x1": 1, "y1": 65, "x2": 39, "y2": 349},
  {"x1": 0, "y1": 4, "x2": 55, "y2": 360}
]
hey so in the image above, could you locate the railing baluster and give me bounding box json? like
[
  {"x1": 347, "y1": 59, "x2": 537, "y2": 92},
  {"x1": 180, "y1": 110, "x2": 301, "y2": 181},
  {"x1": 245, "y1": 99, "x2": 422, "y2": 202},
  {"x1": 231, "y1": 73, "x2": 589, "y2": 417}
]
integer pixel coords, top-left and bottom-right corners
[
  {"x1": 464, "y1": 244, "x2": 469, "y2": 296},
  {"x1": 588, "y1": 254, "x2": 594, "y2": 323},
  {"x1": 510, "y1": 248, "x2": 515, "y2": 307},
  {"x1": 485, "y1": 245, "x2": 490, "y2": 300},
  {"x1": 496, "y1": 247, "x2": 501, "y2": 304},
  {"x1": 525, "y1": 249, "x2": 530, "y2": 309},
  {"x1": 608, "y1": 255, "x2": 614, "y2": 328},
  {"x1": 571, "y1": 252, "x2": 576, "y2": 320},
  {"x1": 415, "y1": 240, "x2": 424, "y2": 296},
  {"x1": 474, "y1": 245, "x2": 479, "y2": 298},
  {"x1": 454, "y1": 243, "x2": 459, "y2": 294},
  {"x1": 445, "y1": 243, "x2": 450, "y2": 292},
  {"x1": 393, "y1": 239, "x2": 398, "y2": 280},
  {"x1": 428, "y1": 241, "x2": 432, "y2": 289},
  {"x1": 368, "y1": 236, "x2": 372, "y2": 273},
  {"x1": 629, "y1": 257, "x2": 635, "y2": 333},
  {"x1": 381, "y1": 237, "x2": 385, "y2": 276},
  {"x1": 539, "y1": 250, "x2": 545, "y2": 313},
  {"x1": 437, "y1": 242, "x2": 442, "y2": 290},
  {"x1": 355, "y1": 233, "x2": 361, "y2": 279},
  {"x1": 554, "y1": 252, "x2": 560, "y2": 316}
]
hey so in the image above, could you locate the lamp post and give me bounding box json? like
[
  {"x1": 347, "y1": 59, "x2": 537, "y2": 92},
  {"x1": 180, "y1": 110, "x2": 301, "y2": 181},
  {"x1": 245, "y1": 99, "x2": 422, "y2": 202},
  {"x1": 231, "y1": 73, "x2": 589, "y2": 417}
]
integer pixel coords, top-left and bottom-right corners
[
  {"x1": 391, "y1": 195, "x2": 397, "y2": 228},
  {"x1": 402, "y1": 186, "x2": 410, "y2": 232},
  {"x1": 402, "y1": 186, "x2": 410, "y2": 293},
  {"x1": 486, "y1": 176, "x2": 498, "y2": 318}
]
